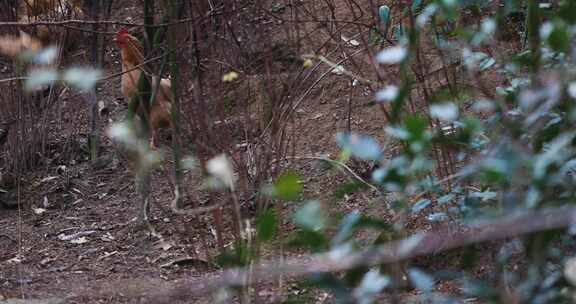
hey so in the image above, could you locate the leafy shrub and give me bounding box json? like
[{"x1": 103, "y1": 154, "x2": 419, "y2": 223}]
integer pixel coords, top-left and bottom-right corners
[{"x1": 270, "y1": 0, "x2": 576, "y2": 303}]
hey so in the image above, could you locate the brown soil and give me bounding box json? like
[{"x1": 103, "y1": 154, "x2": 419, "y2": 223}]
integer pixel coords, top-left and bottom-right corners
[{"x1": 0, "y1": 0, "x2": 513, "y2": 303}]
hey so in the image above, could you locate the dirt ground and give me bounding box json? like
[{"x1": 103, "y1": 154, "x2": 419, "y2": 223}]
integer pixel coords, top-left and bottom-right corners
[{"x1": 0, "y1": 0, "x2": 513, "y2": 303}]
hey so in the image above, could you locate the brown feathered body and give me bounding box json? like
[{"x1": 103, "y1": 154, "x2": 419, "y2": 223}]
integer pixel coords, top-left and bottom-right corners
[
  {"x1": 15, "y1": 0, "x2": 85, "y2": 51},
  {"x1": 17, "y1": 0, "x2": 83, "y2": 21},
  {"x1": 116, "y1": 30, "x2": 172, "y2": 147}
]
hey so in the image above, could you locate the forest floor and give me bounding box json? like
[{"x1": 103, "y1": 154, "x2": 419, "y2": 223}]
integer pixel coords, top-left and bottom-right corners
[{"x1": 0, "y1": 0, "x2": 515, "y2": 303}]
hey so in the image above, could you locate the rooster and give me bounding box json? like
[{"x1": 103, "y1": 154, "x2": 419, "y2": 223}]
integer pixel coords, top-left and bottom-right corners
[
  {"x1": 114, "y1": 28, "x2": 172, "y2": 148},
  {"x1": 0, "y1": 0, "x2": 84, "y2": 63},
  {"x1": 17, "y1": 0, "x2": 83, "y2": 21},
  {"x1": 17, "y1": 0, "x2": 84, "y2": 48},
  {"x1": 0, "y1": 30, "x2": 43, "y2": 58}
]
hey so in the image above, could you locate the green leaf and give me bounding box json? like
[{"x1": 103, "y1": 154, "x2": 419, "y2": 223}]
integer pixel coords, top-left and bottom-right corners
[
  {"x1": 270, "y1": 2, "x2": 286, "y2": 13},
  {"x1": 547, "y1": 25, "x2": 570, "y2": 53},
  {"x1": 437, "y1": 194, "x2": 454, "y2": 205},
  {"x1": 256, "y1": 208, "x2": 276, "y2": 242},
  {"x1": 461, "y1": 278, "x2": 498, "y2": 298},
  {"x1": 411, "y1": 199, "x2": 431, "y2": 213},
  {"x1": 354, "y1": 269, "x2": 391, "y2": 304},
  {"x1": 344, "y1": 267, "x2": 370, "y2": 286},
  {"x1": 378, "y1": 5, "x2": 391, "y2": 24},
  {"x1": 559, "y1": 0, "x2": 576, "y2": 24},
  {"x1": 427, "y1": 212, "x2": 448, "y2": 222},
  {"x1": 332, "y1": 210, "x2": 361, "y2": 245},
  {"x1": 354, "y1": 215, "x2": 394, "y2": 231},
  {"x1": 294, "y1": 200, "x2": 325, "y2": 231},
  {"x1": 287, "y1": 229, "x2": 328, "y2": 251},
  {"x1": 408, "y1": 268, "x2": 435, "y2": 292},
  {"x1": 274, "y1": 171, "x2": 301, "y2": 201},
  {"x1": 479, "y1": 56, "x2": 496, "y2": 71},
  {"x1": 459, "y1": 0, "x2": 491, "y2": 9},
  {"x1": 214, "y1": 243, "x2": 250, "y2": 267},
  {"x1": 333, "y1": 181, "x2": 366, "y2": 199},
  {"x1": 393, "y1": 24, "x2": 405, "y2": 41},
  {"x1": 336, "y1": 133, "x2": 382, "y2": 161},
  {"x1": 308, "y1": 273, "x2": 353, "y2": 302},
  {"x1": 469, "y1": 191, "x2": 497, "y2": 201},
  {"x1": 411, "y1": 0, "x2": 424, "y2": 12}
]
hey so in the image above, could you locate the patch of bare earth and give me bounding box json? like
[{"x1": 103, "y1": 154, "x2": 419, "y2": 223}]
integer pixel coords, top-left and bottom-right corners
[{"x1": 0, "y1": 0, "x2": 515, "y2": 303}]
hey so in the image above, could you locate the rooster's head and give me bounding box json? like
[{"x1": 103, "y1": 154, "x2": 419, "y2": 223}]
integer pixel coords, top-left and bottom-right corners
[{"x1": 114, "y1": 27, "x2": 133, "y2": 48}]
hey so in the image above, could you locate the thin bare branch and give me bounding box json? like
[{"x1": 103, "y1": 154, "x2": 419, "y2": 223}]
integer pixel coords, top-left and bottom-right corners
[{"x1": 144, "y1": 206, "x2": 576, "y2": 303}]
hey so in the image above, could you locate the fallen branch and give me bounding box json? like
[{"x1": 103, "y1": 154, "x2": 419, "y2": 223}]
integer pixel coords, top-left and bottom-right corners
[{"x1": 144, "y1": 206, "x2": 576, "y2": 303}]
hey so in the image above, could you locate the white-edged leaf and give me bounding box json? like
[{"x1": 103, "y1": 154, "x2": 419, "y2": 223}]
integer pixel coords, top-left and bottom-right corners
[
  {"x1": 32, "y1": 46, "x2": 58, "y2": 64},
  {"x1": 427, "y1": 212, "x2": 448, "y2": 222},
  {"x1": 430, "y1": 102, "x2": 459, "y2": 122},
  {"x1": 375, "y1": 85, "x2": 399, "y2": 103},
  {"x1": 397, "y1": 234, "x2": 424, "y2": 256},
  {"x1": 408, "y1": 268, "x2": 435, "y2": 292},
  {"x1": 107, "y1": 122, "x2": 137, "y2": 146},
  {"x1": 540, "y1": 22, "x2": 554, "y2": 40},
  {"x1": 294, "y1": 200, "x2": 325, "y2": 231},
  {"x1": 441, "y1": 0, "x2": 457, "y2": 7},
  {"x1": 377, "y1": 46, "x2": 407, "y2": 64},
  {"x1": 479, "y1": 57, "x2": 496, "y2": 71},
  {"x1": 469, "y1": 191, "x2": 497, "y2": 201},
  {"x1": 378, "y1": 5, "x2": 391, "y2": 24},
  {"x1": 25, "y1": 68, "x2": 58, "y2": 91},
  {"x1": 63, "y1": 67, "x2": 101, "y2": 91},
  {"x1": 182, "y1": 155, "x2": 197, "y2": 170},
  {"x1": 416, "y1": 4, "x2": 438, "y2": 28},
  {"x1": 328, "y1": 243, "x2": 354, "y2": 262},
  {"x1": 207, "y1": 154, "x2": 235, "y2": 189},
  {"x1": 481, "y1": 18, "x2": 496, "y2": 36},
  {"x1": 472, "y1": 99, "x2": 495, "y2": 112},
  {"x1": 336, "y1": 132, "x2": 382, "y2": 161},
  {"x1": 463, "y1": 49, "x2": 495, "y2": 71},
  {"x1": 411, "y1": 199, "x2": 431, "y2": 213},
  {"x1": 353, "y1": 268, "x2": 391, "y2": 304},
  {"x1": 564, "y1": 257, "x2": 576, "y2": 286},
  {"x1": 568, "y1": 82, "x2": 576, "y2": 98},
  {"x1": 331, "y1": 64, "x2": 345, "y2": 75}
]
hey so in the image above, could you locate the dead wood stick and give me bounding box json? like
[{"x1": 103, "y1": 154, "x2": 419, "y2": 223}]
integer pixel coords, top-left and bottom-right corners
[{"x1": 141, "y1": 206, "x2": 576, "y2": 303}]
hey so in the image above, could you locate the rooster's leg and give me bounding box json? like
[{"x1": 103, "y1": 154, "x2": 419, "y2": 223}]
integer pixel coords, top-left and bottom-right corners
[
  {"x1": 135, "y1": 171, "x2": 155, "y2": 236},
  {"x1": 141, "y1": 195, "x2": 151, "y2": 222},
  {"x1": 149, "y1": 127, "x2": 158, "y2": 149}
]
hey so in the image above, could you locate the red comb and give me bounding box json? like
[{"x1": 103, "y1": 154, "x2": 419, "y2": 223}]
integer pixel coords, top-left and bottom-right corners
[{"x1": 117, "y1": 27, "x2": 130, "y2": 37}]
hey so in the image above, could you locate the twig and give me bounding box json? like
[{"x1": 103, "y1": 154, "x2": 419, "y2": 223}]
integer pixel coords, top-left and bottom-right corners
[
  {"x1": 0, "y1": 18, "x2": 192, "y2": 29},
  {"x1": 284, "y1": 155, "x2": 380, "y2": 193},
  {"x1": 0, "y1": 52, "x2": 167, "y2": 85},
  {"x1": 170, "y1": 186, "x2": 227, "y2": 216},
  {"x1": 0, "y1": 233, "x2": 17, "y2": 243},
  {"x1": 144, "y1": 206, "x2": 576, "y2": 303}
]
